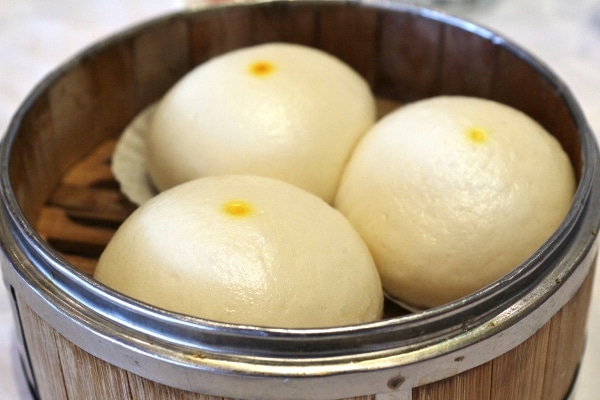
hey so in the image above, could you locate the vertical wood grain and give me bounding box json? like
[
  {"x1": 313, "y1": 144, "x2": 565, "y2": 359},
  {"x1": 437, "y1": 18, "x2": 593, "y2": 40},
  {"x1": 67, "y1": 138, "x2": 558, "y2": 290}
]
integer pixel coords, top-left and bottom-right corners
[
  {"x1": 48, "y1": 41, "x2": 135, "y2": 175},
  {"x1": 318, "y1": 5, "x2": 379, "y2": 86},
  {"x1": 250, "y1": 3, "x2": 318, "y2": 47},
  {"x1": 8, "y1": 92, "x2": 57, "y2": 224},
  {"x1": 54, "y1": 332, "x2": 133, "y2": 399},
  {"x1": 541, "y1": 264, "x2": 595, "y2": 400},
  {"x1": 489, "y1": 322, "x2": 551, "y2": 400},
  {"x1": 412, "y1": 361, "x2": 493, "y2": 400},
  {"x1": 126, "y1": 372, "x2": 216, "y2": 400},
  {"x1": 375, "y1": 11, "x2": 443, "y2": 102},
  {"x1": 133, "y1": 18, "x2": 190, "y2": 109},
  {"x1": 439, "y1": 23, "x2": 497, "y2": 97},
  {"x1": 189, "y1": 8, "x2": 256, "y2": 66},
  {"x1": 18, "y1": 299, "x2": 69, "y2": 400}
]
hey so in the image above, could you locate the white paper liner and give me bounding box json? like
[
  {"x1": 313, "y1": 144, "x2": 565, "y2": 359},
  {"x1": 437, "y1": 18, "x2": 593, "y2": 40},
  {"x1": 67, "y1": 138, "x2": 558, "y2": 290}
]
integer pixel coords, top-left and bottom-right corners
[{"x1": 112, "y1": 103, "x2": 159, "y2": 205}]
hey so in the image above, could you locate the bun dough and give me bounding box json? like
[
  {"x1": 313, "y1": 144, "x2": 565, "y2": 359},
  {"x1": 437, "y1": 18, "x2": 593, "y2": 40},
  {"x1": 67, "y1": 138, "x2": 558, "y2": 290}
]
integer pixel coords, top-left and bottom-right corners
[
  {"x1": 94, "y1": 175, "x2": 383, "y2": 328},
  {"x1": 147, "y1": 43, "x2": 376, "y2": 203},
  {"x1": 334, "y1": 96, "x2": 576, "y2": 309}
]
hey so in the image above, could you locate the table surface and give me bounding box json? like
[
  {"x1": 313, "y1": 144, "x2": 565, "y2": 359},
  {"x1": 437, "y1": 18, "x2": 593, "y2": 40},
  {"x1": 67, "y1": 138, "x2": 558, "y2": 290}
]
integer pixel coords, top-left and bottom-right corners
[{"x1": 1, "y1": 0, "x2": 599, "y2": 399}]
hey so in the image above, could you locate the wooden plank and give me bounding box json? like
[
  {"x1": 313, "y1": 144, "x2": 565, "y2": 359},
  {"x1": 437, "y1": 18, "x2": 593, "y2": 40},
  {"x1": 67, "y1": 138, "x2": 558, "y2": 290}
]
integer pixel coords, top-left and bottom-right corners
[
  {"x1": 376, "y1": 11, "x2": 443, "y2": 102},
  {"x1": 53, "y1": 327, "x2": 133, "y2": 399},
  {"x1": 37, "y1": 206, "x2": 116, "y2": 260},
  {"x1": 133, "y1": 17, "x2": 191, "y2": 108},
  {"x1": 48, "y1": 43, "x2": 132, "y2": 175},
  {"x1": 413, "y1": 361, "x2": 492, "y2": 400},
  {"x1": 17, "y1": 299, "x2": 69, "y2": 400},
  {"x1": 489, "y1": 322, "x2": 550, "y2": 400},
  {"x1": 127, "y1": 372, "x2": 226, "y2": 400},
  {"x1": 541, "y1": 263, "x2": 596, "y2": 400},
  {"x1": 189, "y1": 7, "x2": 255, "y2": 66},
  {"x1": 48, "y1": 184, "x2": 136, "y2": 225},
  {"x1": 439, "y1": 23, "x2": 497, "y2": 97},
  {"x1": 250, "y1": 2, "x2": 318, "y2": 46},
  {"x1": 61, "y1": 139, "x2": 116, "y2": 188},
  {"x1": 318, "y1": 5, "x2": 379, "y2": 86},
  {"x1": 9, "y1": 91, "x2": 59, "y2": 223}
]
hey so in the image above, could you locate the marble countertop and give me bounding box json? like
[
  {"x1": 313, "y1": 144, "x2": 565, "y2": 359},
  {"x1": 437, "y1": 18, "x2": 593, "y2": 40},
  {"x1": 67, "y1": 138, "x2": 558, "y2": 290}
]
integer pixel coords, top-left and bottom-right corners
[{"x1": 1, "y1": 0, "x2": 599, "y2": 399}]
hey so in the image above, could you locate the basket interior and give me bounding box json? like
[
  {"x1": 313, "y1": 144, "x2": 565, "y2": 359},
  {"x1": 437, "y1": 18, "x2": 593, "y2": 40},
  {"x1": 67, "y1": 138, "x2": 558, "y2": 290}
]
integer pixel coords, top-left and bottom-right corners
[{"x1": 5, "y1": 2, "x2": 582, "y2": 317}]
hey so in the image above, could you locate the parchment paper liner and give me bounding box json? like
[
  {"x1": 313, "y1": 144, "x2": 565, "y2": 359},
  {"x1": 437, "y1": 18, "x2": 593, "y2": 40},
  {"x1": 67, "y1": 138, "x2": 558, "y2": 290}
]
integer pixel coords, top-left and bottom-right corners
[{"x1": 112, "y1": 104, "x2": 158, "y2": 205}]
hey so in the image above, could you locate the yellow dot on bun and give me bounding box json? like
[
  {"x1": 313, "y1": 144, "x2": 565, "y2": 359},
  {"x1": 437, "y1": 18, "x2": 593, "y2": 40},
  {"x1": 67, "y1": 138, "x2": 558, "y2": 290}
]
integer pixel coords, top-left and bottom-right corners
[
  {"x1": 467, "y1": 126, "x2": 488, "y2": 143},
  {"x1": 222, "y1": 199, "x2": 254, "y2": 217},
  {"x1": 248, "y1": 60, "x2": 276, "y2": 77}
]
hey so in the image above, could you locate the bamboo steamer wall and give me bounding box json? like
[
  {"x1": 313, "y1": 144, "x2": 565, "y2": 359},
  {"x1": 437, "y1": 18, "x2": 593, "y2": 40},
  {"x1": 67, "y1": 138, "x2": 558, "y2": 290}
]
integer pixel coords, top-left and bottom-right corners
[{"x1": 1, "y1": 2, "x2": 598, "y2": 400}]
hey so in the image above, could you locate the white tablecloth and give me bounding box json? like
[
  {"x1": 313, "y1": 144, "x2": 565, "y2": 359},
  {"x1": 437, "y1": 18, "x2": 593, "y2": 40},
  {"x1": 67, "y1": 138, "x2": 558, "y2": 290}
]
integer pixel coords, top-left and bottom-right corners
[{"x1": 1, "y1": 0, "x2": 599, "y2": 398}]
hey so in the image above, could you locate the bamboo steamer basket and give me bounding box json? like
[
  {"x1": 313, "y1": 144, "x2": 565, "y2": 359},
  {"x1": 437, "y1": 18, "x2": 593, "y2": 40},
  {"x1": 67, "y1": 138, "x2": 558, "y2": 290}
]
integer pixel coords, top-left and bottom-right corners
[{"x1": 1, "y1": 1, "x2": 599, "y2": 399}]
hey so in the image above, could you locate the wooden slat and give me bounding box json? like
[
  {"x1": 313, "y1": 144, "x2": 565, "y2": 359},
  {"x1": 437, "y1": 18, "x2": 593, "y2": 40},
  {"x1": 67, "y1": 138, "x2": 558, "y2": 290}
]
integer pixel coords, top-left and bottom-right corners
[
  {"x1": 54, "y1": 332, "x2": 133, "y2": 399},
  {"x1": 376, "y1": 12, "x2": 443, "y2": 102},
  {"x1": 318, "y1": 5, "x2": 379, "y2": 86},
  {"x1": 47, "y1": 42, "x2": 134, "y2": 178},
  {"x1": 541, "y1": 263, "x2": 596, "y2": 400},
  {"x1": 133, "y1": 17, "x2": 191, "y2": 108},
  {"x1": 61, "y1": 139, "x2": 116, "y2": 188},
  {"x1": 9, "y1": 91, "x2": 60, "y2": 223},
  {"x1": 36, "y1": 138, "x2": 135, "y2": 274},
  {"x1": 37, "y1": 206, "x2": 116, "y2": 259},
  {"x1": 126, "y1": 374, "x2": 218, "y2": 400},
  {"x1": 250, "y1": 3, "x2": 319, "y2": 46},
  {"x1": 413, "y1": 361, "x2": 492, "y2": 400},
  {"x1": 49, "y1": 184, "x2": 136, "y2": 225},
  {"x1": 189, "y1": 7, "x2": 256, "y2": 66},
  {"x1": 489, "y1": 322, "x2": 551, "y2": 400},
  {"x1": 18, "y1": 299, "x2": 69, "y2": 400},
  {"x1": 439, "y1": 22, "x2": 497, "y2": 97}
]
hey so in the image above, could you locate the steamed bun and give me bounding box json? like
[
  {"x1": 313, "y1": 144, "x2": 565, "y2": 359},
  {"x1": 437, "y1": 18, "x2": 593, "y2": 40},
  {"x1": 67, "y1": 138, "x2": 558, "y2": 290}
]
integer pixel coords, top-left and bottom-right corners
[
  {"x1": 147, "y1": 43, "x2": 376, "y2": 203},
  {"x1": 95, "y1": 175, "x2": 383, "y2": 328},
  {"x1": 335, "y1": 96, "x2": 575, "y2": 309}
]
